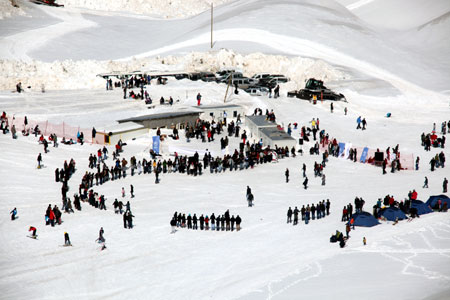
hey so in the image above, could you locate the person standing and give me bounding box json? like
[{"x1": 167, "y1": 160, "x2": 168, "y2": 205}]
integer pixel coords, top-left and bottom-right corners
[
  {"x1": 170, "y1": 218, "x2": 176, "y2": 233},
  {"x1": 122, "y1": 187, "x2": 125, "y2": 198},
  {"x1": 356, "y1": 116, "x2": 362, "y2": 129},
  {"x1": 37, "y1": 153, "x2": 42, "y2": 168},
  {"x1": 235, "y1": 215, "x2": 242, "y2": 231},
  {"x1": 287, "y1": 207, "x2": 293, "y2": 223},
  {"x1": 196, "y1": 93, "x2": 202, "y2": 106},
  {"x1": 423, "y1": 176, "x2": 429, "y2": 188},
  {"x1": 444, "y1": 178, "x2": 448, "y2": 193},
  {"x1": 302, "y1": 163, "x2": 306, "y2": 178},
  {"x1": 330, "y1": 102, "x2": 334, "y2": 113},
  {"x1": 285, "y1": 168, "x2": 289, "y2": 183},
  {"x1": 415, "y1": 156, "x2": 420, "y2": 170},
  {"x1": 64, "y1": 232, "x2": 71, "y2": 246},
  {"x1": 97, "y1": 227, "x2": 105, "y2": 243},
  {"x1": 303, "y1": 176, "x2": 308, "y2": 190},
  {"x1": 130, "y1": 184, "x2": 134, "y2": 198},
  {"x1": 321, "y1": 174, "x2": 326, "y2": 186}
]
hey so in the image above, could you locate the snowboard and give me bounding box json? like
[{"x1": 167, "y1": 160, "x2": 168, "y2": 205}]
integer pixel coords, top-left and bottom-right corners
[
  {"x1": 27, "y1": 235, "x2": 38, "y2": 240},
  {"x1": 60, "y1": 244, "x2": 73, "y2": 247}
]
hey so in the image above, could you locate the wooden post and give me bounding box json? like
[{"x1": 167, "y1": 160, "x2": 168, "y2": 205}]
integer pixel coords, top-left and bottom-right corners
[
  {"x1": 211, "y1": 3, "x2": 213, "y2": 49},
  {"x1": 223, "y1": 73, "x2": 232, "y2": 103}
]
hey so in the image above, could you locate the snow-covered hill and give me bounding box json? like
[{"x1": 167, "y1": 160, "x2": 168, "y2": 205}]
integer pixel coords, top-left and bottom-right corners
[{"x1": 0, "y1": 1, "x2": 450, "y2": 300}]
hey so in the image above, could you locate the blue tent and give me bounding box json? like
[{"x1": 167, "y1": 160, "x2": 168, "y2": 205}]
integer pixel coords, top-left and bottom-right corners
[
  {"x1": 380, "y1": 207, "x2": 407, "y2": 221},
  {"x1": 410, "y1": 200, "x2": 433, "y2": 215},
  {"x1": 426, "y1": 195, "x2": 450, "y2": 210},
  {"x1": 348, "y1": 212, "x2": 380, "y2": 227}
]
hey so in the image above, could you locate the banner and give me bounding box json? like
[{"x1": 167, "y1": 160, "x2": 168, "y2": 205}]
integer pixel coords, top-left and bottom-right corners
[
  {"x1": 343, "y1": 143, "x2": 352, "y2": 159},
  {"x1": 360, "y1": 147, "x2": 369, "y2": 163},
  {"x1": 338, "y1": 142, "x2": 346, "y2": 157},
  {"x1": 152, "y1": 135, "x2": 161, "y2": 154}
]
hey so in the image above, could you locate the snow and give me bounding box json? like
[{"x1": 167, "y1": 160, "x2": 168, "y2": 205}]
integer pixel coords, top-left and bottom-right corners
[
  {"x1": 0, "y1": 0, "x2": 25, "y2": 20},
  {"x1": 1, "y1": 0, "x2": 450, "y2": 299}
]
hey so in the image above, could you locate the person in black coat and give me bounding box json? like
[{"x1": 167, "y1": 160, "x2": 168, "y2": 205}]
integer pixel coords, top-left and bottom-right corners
[
  {"x1": 193, "y1": 214, "x2": 198, "y2": 230},
  {"x1": 287, "y1": 207, "x2": 293, "y2": 223},
  {"x1": 303, "y1": 177, "x2": 308, "y2": 189},
  {"x1": 235, "y1": 215, "x2": 242, "y2": 231},
  {"x1": 55, "y1": 168, "x2": 59, "y2": 182},
  {"x1": 230, "y1": 215, "x2": 236, "y2": 231},
  {"x1": 199, "y1": 215, "x2": 205, "y2": 230},
  {"x1": 187, "y1": 214, "x2": 192, "y2": 229}
]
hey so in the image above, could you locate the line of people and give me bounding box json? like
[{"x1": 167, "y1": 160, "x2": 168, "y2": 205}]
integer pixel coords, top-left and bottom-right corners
[
  {"x1": 170, "y1": 210, "x2": 242, "y2": 233},
  {"x1": 287, "y1": 200, "x2": 331, "y2": 225}
]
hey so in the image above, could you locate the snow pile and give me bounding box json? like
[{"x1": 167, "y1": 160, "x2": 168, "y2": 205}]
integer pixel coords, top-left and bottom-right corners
[
  {"x1": 0, "y1": 0, "x2": 25, "y2": 19},
  {"x1": 0, "y1": 50, "x2": 347, "y2": 91},
  {"x1": 58, "y1": 0, "x2": 231, "y2": 18}
]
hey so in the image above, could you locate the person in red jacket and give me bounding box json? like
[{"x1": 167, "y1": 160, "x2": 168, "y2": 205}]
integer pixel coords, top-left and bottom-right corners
[
  {"x1": 29, "y1": 226, "x2": 37, "y2": 238},
  {"x1": 49, "y1": 209, "x2": 55, "y2": 227},
  {"x1": 411, "y1": 190, "x2": 418, "y2": 200}
]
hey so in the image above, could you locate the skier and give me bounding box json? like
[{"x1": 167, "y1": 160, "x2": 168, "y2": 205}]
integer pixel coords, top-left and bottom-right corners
[
  {"x1": 444, "y1": 178, "x2": 448, "y2": 193},
  {"x1": 130, "y1": 184, "x2": 134, "y2": 198},
  {"x1": 285, "y1": 168, "x2": 289, "y2": 183},
  {"x1": 423, "y1": 176, "x2": 429, "y2": 188},
  {"x1": 28, "y1": 226, "x2": 37, "y2": 238},
  {"x1": 10, "y1": 207, "x2": 17, "y2": 220},
  {"x1": 97, "y1": 227, "x2": 105, "y2": 243},
  {"x1": 64, "y1": 232, "x2": 71, "y2": 246},
  {"x1": 303, "y1": 176, "x2": 308, "y2": 190},
  {"x1": 363, "y1": 237, "x2": 367, "y2": 245}
]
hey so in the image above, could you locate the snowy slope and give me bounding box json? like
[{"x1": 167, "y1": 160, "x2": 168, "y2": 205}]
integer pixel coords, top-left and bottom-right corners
[{"x1": 1, "y1": 0, "x2": 450, "y2": 299}]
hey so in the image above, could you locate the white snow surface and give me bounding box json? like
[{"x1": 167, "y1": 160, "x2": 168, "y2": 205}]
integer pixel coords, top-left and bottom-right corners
[
  {"x1": 58, "y1": 0, "x2": 232, "y2": 19},
  {"x1": 1, "y1": 0, "x2": 450, "y2": 299},
  {"x1": 0, "y1": 0, "x2": 26, "y2": 19}
]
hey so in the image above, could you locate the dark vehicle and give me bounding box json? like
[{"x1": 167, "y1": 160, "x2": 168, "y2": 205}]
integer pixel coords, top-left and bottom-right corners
[
  {"x1": 259, "y1": 75, "x2": 289, "y2": 88},
  {"x1": 200, "y1": 72, "x2": 217, "y2": 82},
  {"x1": 287, "y1": 78, "x2": 346, "y2": 101}
]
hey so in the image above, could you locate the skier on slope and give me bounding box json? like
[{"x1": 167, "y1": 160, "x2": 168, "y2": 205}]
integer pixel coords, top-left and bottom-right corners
[
  {"x1": 97, "y1": 227, "x2": 105, "y2": 243},
  {"x1": 10, "y1": 208, "x2": 17, "y2": 220},
  {"x1": 28, "y1": 226, "x2": 37, "y2": 238}
]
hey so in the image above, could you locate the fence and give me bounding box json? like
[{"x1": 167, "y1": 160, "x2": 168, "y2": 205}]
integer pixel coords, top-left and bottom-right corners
[{"x1": 6, "y1": 115, "x2": 106, "y2": 145}]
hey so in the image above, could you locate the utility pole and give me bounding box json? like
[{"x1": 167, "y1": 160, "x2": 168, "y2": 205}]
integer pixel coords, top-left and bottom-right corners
[{"x1": 211, "y1": 3, "x2": 213, "y2": 49}]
